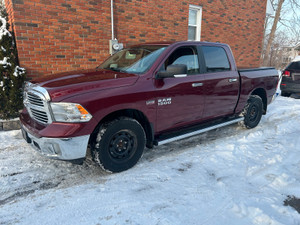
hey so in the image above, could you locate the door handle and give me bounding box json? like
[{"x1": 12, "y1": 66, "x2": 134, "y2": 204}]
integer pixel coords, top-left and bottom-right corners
[
  {"x1": 228, "y1": 78, "x2": 237, "y2": 83},
  {"x1": 192, "y1": 83, "x2": 203, "y2": 87}
]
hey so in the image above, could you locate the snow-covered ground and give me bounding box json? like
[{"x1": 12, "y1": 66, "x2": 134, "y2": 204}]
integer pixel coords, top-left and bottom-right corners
[{"x1": 1, "y1": 95, "x2": 300, "y2": 225}]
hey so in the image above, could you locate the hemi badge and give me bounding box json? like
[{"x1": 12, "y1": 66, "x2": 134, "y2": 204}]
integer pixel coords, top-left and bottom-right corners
[{"x1": 146, "y1": 100, "x2": 155, "y2": 105}]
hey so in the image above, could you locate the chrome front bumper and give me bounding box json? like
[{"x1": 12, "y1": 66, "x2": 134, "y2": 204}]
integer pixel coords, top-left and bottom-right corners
[{"x1": 21, "y1": 125, "x2": 90, "y2": 160}]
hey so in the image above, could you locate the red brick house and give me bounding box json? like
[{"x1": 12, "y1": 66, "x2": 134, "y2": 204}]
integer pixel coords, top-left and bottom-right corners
[{"x1": 4, "y1": 0, "x2": 268, "y2": 79}]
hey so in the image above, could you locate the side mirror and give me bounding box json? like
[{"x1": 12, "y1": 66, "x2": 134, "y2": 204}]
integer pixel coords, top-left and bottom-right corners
[{"x1": 156, "y1": 64, "x2": 187, "y2": 79}]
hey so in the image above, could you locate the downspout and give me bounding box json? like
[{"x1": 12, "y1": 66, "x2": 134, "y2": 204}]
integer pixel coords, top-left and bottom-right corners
[{"x1": 111, "y1": 0, "x2": 114, "y2": 40}]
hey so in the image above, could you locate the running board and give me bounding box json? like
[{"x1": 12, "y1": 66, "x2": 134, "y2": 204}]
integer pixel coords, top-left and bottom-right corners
[{"x1": 156, "y1": 117, "x2": 244, "y2": 146}]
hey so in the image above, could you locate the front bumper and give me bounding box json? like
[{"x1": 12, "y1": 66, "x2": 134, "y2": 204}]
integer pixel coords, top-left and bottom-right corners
[{"x1": 21, "y1": 124, "x2": 90, "y2": 160}]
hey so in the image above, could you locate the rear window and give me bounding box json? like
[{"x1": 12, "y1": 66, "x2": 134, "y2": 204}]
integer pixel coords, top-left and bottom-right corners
[
  {"x1": 201, "y1": 46, "x2": 230, "y2": 72},
  {"x1": 287, "y1": 61, "x2": 300, "y2": 70}
]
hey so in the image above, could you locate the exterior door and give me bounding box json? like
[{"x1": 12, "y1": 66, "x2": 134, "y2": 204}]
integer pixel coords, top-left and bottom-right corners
[
  {"x1": 200, "y1": 46, "x2": 240, "y2": 119},
  {"x1": 155, "y1": 46, "x2": 206, "y2": 133}
]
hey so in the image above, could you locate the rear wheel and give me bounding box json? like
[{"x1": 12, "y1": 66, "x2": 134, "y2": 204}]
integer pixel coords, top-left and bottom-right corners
[
  {"x1": 240, "y1": 95, "x2": 263, "y2": 129},
  {"x1": 92, "y1": 117, "x2": 146, "y2": 173}
]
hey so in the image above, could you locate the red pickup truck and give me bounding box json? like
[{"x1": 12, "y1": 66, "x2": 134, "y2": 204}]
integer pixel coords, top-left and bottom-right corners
[{"x1": 20, "y1": 41, "x2": 278, "y2": 172}]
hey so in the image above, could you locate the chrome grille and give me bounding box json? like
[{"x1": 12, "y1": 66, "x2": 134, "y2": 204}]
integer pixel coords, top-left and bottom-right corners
[
  {"x1": 27, "y1": 92, "x2": 44, "y2": 107},
  {"x1": 30, "y1": 108, "x2": 48, "y2": 124},
  {"x1": 24, "y1": 83, "x2": 52, "y2": 124}
]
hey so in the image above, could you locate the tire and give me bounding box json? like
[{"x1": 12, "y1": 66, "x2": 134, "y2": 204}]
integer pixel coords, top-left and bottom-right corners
[
  {"x1": 92, "y1": 117, "x2": 146, "y2": 173},
  {"x1": 281, "y1": 91, "x2": 291, "y2": 97},
  {"x1": 240, "y1": 95, "x2": 263, "y2": 129}
]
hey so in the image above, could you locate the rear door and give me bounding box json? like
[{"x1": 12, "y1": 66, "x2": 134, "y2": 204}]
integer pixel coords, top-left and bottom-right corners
[{"x1": 200, "y1": 45, "x2": 240, "y2": 119}]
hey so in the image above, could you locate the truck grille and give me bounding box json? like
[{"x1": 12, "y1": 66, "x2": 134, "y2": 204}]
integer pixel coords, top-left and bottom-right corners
[
  {"x1": 30, "y1": 108, "x2": 49, "y2": 124},
  {"x1": 24, "y1": 84, "x2": 52, "y2": 124},
  {"x1": 27, "y1": 92, "x2": 44, "y2": 107}
]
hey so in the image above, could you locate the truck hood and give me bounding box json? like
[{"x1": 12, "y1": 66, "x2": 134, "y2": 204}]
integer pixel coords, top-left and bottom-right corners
[{"x1": 32, "y1": 69, "x2": 139, "y2": 102}]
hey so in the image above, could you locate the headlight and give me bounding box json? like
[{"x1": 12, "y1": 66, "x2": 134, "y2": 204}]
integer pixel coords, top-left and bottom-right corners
[{"x1": 50, "y1": 102, "x2": 92, "y2": 122}]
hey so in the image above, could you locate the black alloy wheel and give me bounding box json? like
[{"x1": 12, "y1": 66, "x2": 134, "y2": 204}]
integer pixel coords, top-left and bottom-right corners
[
  {"x1": 108, "y1": 130, "x2": 137, "y2": 161},
  {"x1": 243, "y1": 95, "x2": 263, "y2": 129},
  {"x1": 92, "y1": 117, "x2": 146, "y2": 173}
]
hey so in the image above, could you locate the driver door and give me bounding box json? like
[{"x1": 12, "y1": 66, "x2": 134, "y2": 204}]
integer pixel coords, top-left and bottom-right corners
[{"x1": 155, "y1": 46, "x2": 206, "y2": 133}]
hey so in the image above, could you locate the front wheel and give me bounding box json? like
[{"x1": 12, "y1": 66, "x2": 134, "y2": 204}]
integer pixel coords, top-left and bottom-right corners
[
  {"x1": 92, "y1": 117, "x2": 146, "y2": 173},
  {"x1": 240, "y1": 95, "x2": 263, "y2": 129}
]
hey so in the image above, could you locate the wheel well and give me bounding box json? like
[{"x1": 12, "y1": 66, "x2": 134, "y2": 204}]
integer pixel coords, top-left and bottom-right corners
[
  {"x1": 251, "y1": 88, "x2": 267, "y2": 114},
  {"x1": 91, "y1": 109, "x2": 154, "y2": 149}
]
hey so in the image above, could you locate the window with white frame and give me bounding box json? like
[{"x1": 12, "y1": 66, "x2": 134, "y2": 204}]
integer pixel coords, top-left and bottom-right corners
[{"x1": 188, "y1": 5, "x2": 202, "y2": 41}]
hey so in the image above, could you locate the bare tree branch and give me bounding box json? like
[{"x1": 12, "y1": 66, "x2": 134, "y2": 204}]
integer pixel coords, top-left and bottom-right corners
[
  {"x1": 262, "y1": 0, "x2": 300, "y2": 67},
  {"x1": 264, "y1": 0, "x2": 286, "y2": 66}
]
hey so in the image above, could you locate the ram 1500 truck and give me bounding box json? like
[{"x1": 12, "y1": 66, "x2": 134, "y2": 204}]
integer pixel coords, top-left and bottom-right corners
[{"x1": 20, "y1": 41, "x2": 279, "y2": 172}]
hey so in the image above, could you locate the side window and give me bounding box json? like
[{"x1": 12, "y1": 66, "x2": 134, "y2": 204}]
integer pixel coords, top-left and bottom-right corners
[
  {"x1": 201, "y1": 46, "x2": 231, "y2": 72},
  {"x1": 162, "y1": 47, "x2": 200, "y2": 75}
]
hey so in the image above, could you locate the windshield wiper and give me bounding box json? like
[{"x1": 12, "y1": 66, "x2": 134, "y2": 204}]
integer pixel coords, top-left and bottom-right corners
[
  {"x1": 101, "y1": 67, "x2": 125, "y2": 72},
  {"x1": 111, "y1": 68, "x2": 127, "y2": 72}
]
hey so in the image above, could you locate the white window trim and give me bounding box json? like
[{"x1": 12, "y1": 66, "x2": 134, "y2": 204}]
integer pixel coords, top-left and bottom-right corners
[{"x1": 188, "y1": 5, "x2": 202, "y2": 41}]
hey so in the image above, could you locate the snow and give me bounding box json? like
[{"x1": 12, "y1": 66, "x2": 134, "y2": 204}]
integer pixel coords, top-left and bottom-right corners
[
  {"x1": 0, "y1": 56, "x2": 11, "y2": 68},
  {"x1": 13, "y1": 65, "x2": 26, "y2": 77},
  {"x1": 0, "y1": 96, "x2": 300, "y2": 224},
  {"x1": 0, "y1": 17, "x2": 11, "y2": 39},
  {"x1": 292, "y1": 56, "x2": 300, "y2": 62}
]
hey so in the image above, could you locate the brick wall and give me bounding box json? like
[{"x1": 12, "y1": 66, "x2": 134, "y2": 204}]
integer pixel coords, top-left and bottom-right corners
[{"x1": 4, "y1": 0, "x2": 267, "y2": 79}]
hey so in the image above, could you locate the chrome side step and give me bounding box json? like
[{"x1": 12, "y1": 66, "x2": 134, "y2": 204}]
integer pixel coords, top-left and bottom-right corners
[{"x1": 157, "y1": 117, "x2": 244, "y2": 146}]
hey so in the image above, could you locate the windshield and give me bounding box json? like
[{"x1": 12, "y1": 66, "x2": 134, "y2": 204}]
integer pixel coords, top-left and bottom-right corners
[{"x1": 98, "y1": 45, "x2": 167, "y2": 74}]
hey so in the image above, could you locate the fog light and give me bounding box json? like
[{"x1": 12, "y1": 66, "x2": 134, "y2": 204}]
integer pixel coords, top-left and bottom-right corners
[{"x1": 45, "y1": 143, "x2": 61, "y2": 156}]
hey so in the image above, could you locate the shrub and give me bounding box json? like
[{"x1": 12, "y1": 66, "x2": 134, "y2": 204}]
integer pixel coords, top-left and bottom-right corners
[{"x1": 0, "y1": 5, "x2": 26, "y2": 119}]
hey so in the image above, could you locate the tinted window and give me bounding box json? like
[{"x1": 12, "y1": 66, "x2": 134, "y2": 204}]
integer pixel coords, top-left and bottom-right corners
[
  {"x1": 202, "y1": 46, "x2": 230, "y2": 72},
  {"x1": 163, "y1": 47, "x2": 200, "y2": 75}
]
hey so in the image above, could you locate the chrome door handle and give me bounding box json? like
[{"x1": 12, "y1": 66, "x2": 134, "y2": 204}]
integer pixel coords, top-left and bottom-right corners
[
  {"x1": 192, "y1": 83, "x2": 203, "y2": 87},
  {"x1": 228, "y1": 78, "x2": 237, "y2": 83}
]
